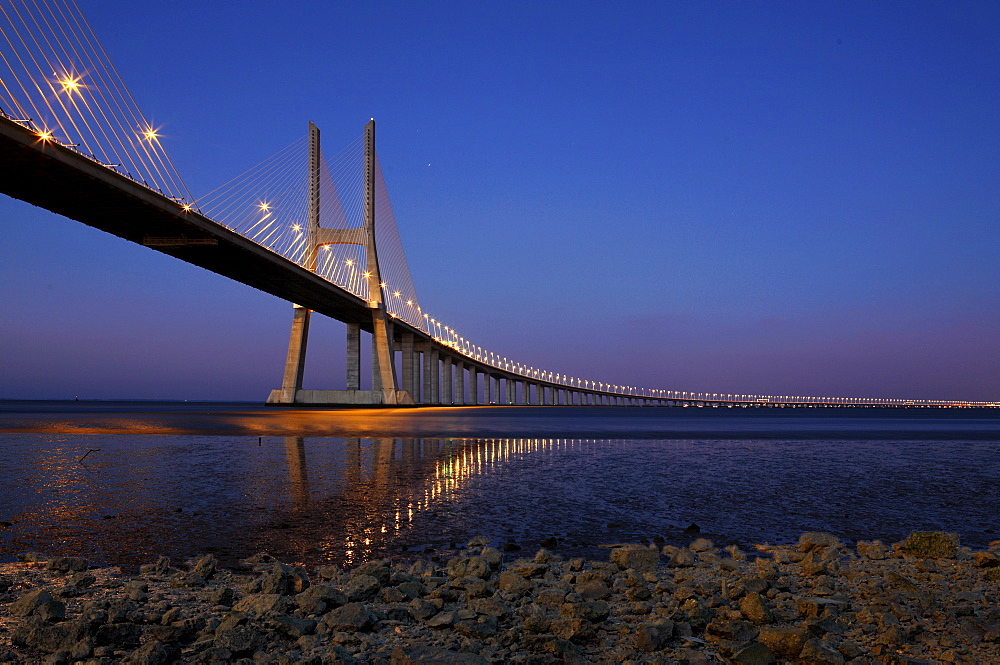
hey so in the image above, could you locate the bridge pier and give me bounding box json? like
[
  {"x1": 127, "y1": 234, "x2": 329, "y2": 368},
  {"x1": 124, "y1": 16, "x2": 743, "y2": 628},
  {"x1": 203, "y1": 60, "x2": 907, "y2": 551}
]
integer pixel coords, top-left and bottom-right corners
[
  {"x1": 469, "y1": 369, "x2": 479, "y2": 404},
  {"x1": 442, "y1": 355, "x2": 453, "y2": 404},
  {"x1": 454, "y1": 361, "x2": 465, "y2": 405}
]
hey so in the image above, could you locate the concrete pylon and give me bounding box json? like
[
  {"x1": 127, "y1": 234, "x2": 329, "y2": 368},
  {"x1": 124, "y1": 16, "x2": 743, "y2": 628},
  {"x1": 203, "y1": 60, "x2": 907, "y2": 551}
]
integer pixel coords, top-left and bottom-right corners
[{"x1": 267, "y1": 120, "x2": 411, "y2": 406}]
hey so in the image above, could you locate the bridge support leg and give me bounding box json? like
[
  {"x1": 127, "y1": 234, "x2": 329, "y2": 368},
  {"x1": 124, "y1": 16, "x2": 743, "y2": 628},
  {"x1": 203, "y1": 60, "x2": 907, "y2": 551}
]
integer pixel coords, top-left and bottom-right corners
[
  {"x1": 455, "y1": 362, "x2": 465, "y2": 405},
  {"x1": 370, "y1": 312, "x2": 398, "y2": 404},
  {"x1": 469, "y1": 369, "x2": 479, "y2": 404},
  {"x1": 346, "y1": 323, "x2": 361, "y2": 390},
  {"x1": 428, "y1": 347, "x2": 439, "y2": 404},
  {"x1": 401, "y1": 332, "x2": 414, "y2": 395},
  {"x1": 442, "y1": 356, "x2": 453, "y2": 405},
  {"x1": 275, "y1": 304, "x2": 311, "y2": 403}
]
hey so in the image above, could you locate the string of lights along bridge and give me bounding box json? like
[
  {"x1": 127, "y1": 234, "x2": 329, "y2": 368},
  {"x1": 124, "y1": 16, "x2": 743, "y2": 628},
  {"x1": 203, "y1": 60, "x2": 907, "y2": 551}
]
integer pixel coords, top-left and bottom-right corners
[{"x1": 0, "y1": 0, "x2": 993, "y2": 409}]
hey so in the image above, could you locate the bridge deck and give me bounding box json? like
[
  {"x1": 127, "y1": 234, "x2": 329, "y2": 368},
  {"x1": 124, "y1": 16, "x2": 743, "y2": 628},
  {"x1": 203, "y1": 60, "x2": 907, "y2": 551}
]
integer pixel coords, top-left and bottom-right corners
[{"x1": 0, "y1": 117, "x2": 379, "y2": 331}]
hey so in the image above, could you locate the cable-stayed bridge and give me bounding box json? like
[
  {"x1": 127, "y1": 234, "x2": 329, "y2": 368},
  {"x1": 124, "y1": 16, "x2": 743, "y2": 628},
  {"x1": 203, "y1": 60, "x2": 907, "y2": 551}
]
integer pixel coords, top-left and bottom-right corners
[{"x1": 0, "y1": 0, "x2": 992, "y2": 409}]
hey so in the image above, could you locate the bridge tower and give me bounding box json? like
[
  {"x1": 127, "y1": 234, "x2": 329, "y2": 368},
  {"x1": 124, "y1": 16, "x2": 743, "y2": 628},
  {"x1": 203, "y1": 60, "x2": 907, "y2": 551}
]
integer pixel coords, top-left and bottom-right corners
[{"x1": 267, "y1": 120, "x2": 410, "y2": 406}]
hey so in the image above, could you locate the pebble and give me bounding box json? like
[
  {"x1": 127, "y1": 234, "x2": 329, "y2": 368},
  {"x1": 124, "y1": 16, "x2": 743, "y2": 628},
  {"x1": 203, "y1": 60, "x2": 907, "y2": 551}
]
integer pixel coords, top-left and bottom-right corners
[{"x1": 0, "y1": 531, "x2": 998, "y2": 663}]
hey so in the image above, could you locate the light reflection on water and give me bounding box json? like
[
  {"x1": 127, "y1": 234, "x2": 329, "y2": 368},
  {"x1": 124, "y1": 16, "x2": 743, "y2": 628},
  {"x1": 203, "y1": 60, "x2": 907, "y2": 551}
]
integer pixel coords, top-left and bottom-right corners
[{"x1": 1, "y1": 428, "x2": 999, "y2": 569}]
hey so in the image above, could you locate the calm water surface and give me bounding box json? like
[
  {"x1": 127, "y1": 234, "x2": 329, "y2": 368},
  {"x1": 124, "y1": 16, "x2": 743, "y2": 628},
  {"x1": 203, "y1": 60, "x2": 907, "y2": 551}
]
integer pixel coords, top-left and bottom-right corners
[{"x1": 1, "y1": 401, "x2": 998, "y2": 569}]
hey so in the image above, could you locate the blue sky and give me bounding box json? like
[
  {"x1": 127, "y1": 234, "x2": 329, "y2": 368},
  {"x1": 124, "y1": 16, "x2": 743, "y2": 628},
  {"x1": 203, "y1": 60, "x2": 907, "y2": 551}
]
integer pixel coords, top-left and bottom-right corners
[{"x1": 1, "y1": 0, "x2": 998, "y2": 401}]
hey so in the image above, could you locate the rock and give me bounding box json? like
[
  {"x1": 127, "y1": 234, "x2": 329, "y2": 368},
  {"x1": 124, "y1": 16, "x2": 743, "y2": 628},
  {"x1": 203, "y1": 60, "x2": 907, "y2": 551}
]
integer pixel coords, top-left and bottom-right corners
[
  {"x1": 797, "y1": 533, "x2": 841, "y2": 553},
  {"x1": 322, "y1": 602, "x2": 374, "y2": 632},
  {"x1": 689, "y1": 538, "x2": 715, "y2": 552},
  {"x1": 740, "y1": 592, "x2": 773, "y2": 624},
  {"x1": 192, "y1": 554, "x2": 216, "y2": 580},
  {"x1": 574, "y1": 579, "x2": 610, "y2": 600},
  {"x1": 36, "y1": 599, "x2": 67, "y2": 622},
  {"x1": 168, "y1": 571, "x2": 206, "y2": 588},
  {"x1": 427, "y1": 610, "x2": 455, "y2": 628},
  {"x1": 550, "y1": 617, "x2": 594, "y2": 643},
  {"x1": 796, "y1": 596, "x2": 846, "y2": 618},
  {"x1": 95, "y1": 622, "x2": 143, "y2": 648},
  {"x1": 342, "y1": 573, "x2": 381, "y2": 601},
  {"x1": 705, "y1": 617, "x2": 757, "y2": 643},
  {"x1": 446, "y1": 555, "x2": 490, "y2": 579},
  {"x1": 261, "y1": 562, "x2": 310, "y2": 595},
  {"x1": 213, "y1": 624, "x2": 266, "y2": 654},
  {"x1": 139, "y1": 556, "x2": 172, "y2": 576},
  {"x1": 798, "y1": 637, "x2": 845, "y2": 664},
  {"x1": 634, "y1": 619, "x2": 673, "y2": 651},
  {"x1": 353, "y1": 559, "x2": 392, "y2": 586},
  {"x1": 497, "y1": 571, "x2": 532, "y2": 595},
  {"x1": 509, "y1": 560, "x2": 548, "y2": 577},
  {"x1": 731, "y1": 641, "x2": 776, "y2": 665},
  {"x1": 610, "y1": 546, "x2": 659, "y2": 572},
  {"x1": 534, "y1": 548, "x2": 558, "y2": 563},
  {"x1": 16, "y1": 552, "x2": 49, "y2": 562},
  {"x1": 12, "y1": 617, "x2": 90, "y2": 654},
  {"x1": 560, "y1": 600, "x2": 610, "y2": 623},
  {"x1": 10, "y1": 588, "x2": 56, "y2": 617},
  {"x1": 233, "y1": 593, "x2": 287, "y2": 616},
  {"x1": 856, "y1": 540, "x2": 889, "y2": 560},
  {"x1": 267, "y1": 614, "x2": 317, "y2": 639},
  {"x1": 46, "y1": 557, "x2": 88, "y2": 573},
  {"x1": 390, "y1": 645, "x2": 489, "y2": 664},
  {"x1": 295, "y1": 583, "x2": 347, "y2": 614},
  {"x1": 469, "y1": 597, "x2": 510, "y2": 618},
  {"x1": 757, "y1": 625, "x2": 809, "y2": 659},
  {"x1": 127, "y1": 641, "x2": 178, "y2": 665},
  {"x1": 671, "y1": 548, "x2": 696, "y2": 567},
  {"x1": 973, "y1": 551, "x2": 1000, "y2": 568},
  {"x1": 406, "y1": 598, "x2": 437, "y2": 621},
  {"x1": 455, "y1": 616, "x2": 499, "y2": 639},
  {"x1": 898, "y1": 531, "x2": 960, "y2": 558},
  {"x1": 204, "y1": 586, "x2": 234, "y2": 607}
]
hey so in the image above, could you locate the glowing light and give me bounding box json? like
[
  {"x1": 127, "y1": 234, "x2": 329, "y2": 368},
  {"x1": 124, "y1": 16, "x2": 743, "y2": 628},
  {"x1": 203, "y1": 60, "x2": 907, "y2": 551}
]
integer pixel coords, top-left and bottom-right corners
[
  {"x1": 292, "y1": 224, "x2": 302, "y2": 231},
  {"x1": 59, "y1": 76, "x2": 82, "y2": 94},
  {"x1": 380, "y1": 282, "x2": 387, "y2": 288},
  {"x1": 37, "y1": 131, "x2": 53, "y2": 141},
  {"x1": 258, "y1": 202, "x2": 271, "y2": 212},
  {"x1": 141, "y1": 127, "x2": 160, "y2": 142},
  {"x1": 393, "y1": 291, "x2": 401, "y2": 297},
  {"x1": 346, "y1": 259, "x2": 354, "y2": 266},
  {"x1": 363, "y1": 271, "x2": 372, "y2": 279},
  {"x1": 406, "y1": 300, "x2": 413, "y2": 306},
  {"x1": 181, "y1": 204, "x2": 192, "y2": 212}
]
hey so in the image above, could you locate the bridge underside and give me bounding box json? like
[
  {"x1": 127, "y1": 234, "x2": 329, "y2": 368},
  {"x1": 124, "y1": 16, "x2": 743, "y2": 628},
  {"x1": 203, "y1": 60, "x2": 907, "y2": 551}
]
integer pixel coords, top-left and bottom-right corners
[{"x1": 0, "y1": 118, "x2": 378, "y2": 330}]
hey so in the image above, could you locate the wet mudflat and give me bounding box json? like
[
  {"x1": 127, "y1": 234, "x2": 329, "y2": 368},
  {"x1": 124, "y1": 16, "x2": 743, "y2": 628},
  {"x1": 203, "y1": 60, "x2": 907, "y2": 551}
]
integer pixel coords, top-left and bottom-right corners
[{"x1": 1, "y1": 402, "x2": 998, "y2": 570}]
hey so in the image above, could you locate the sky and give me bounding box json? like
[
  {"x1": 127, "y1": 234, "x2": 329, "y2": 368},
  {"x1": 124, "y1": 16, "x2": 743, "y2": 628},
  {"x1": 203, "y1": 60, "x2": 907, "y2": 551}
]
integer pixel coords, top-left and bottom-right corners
[{"x1": 1, "y1": 0, "x2": 998, "y2": 402}]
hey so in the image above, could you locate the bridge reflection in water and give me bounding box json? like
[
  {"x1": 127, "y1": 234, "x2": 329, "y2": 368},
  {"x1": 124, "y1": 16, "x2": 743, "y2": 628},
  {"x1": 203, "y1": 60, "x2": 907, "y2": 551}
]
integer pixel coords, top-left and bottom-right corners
[
  {"x1": 2, "y1": 432, "x2": 608, "y2": 569},
  {"x1": 266, "y1": 436, "x2": 602, "y2": 568}
]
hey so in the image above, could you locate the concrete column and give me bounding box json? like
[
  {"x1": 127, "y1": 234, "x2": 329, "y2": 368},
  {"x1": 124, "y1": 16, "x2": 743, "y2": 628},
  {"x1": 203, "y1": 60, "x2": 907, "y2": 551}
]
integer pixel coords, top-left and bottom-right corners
[
  {"x1": 346, "y1": 322, "x2": 361, "y2": 390},
  {"x1": 485, "y1": 374, "x2": 493, "y2": 404},
  {"x1": 422, "y1": 346, "x2": 432, "y2": 404},
  {"x1": 401, "y1": 332, "x2": 414, "y2": 395},
  {"x1": 442, "y1": 355, "x2": 453, "y2": 405},
  {"x1": 278, "y1": 305, "x2": 311, "y2": 402},
  {"x1": 455, "y1": 361, "x2": 465, "y2": 405},
  {"x1": 469, "y1": 369, "x2": 478, "y2": 404},
  {"x1": 506, "y1": 378, "x2": 515, "y2": 404},
  {"x1": 427, "y1": 347, "x2": 439, "y2": 404}
]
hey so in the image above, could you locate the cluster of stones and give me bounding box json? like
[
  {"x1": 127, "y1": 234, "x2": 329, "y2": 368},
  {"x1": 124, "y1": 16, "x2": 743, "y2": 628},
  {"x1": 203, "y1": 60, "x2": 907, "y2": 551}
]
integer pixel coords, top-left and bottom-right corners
[{"x1": 1, "y1": 531, "x2": 998, "y2": 664}]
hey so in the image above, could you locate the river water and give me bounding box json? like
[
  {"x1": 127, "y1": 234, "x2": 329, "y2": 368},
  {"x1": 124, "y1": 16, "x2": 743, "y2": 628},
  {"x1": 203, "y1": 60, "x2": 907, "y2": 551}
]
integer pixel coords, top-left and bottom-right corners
[{"x1": 1, "y1": 401, "x2": 998, "y2": 570}]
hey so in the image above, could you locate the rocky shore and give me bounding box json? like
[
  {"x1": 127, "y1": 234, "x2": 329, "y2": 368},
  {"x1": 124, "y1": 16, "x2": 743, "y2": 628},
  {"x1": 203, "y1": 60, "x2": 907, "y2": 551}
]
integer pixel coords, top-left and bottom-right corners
[{"x1": 2, "y1": 531, "x2": 999, "y2": 664}]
